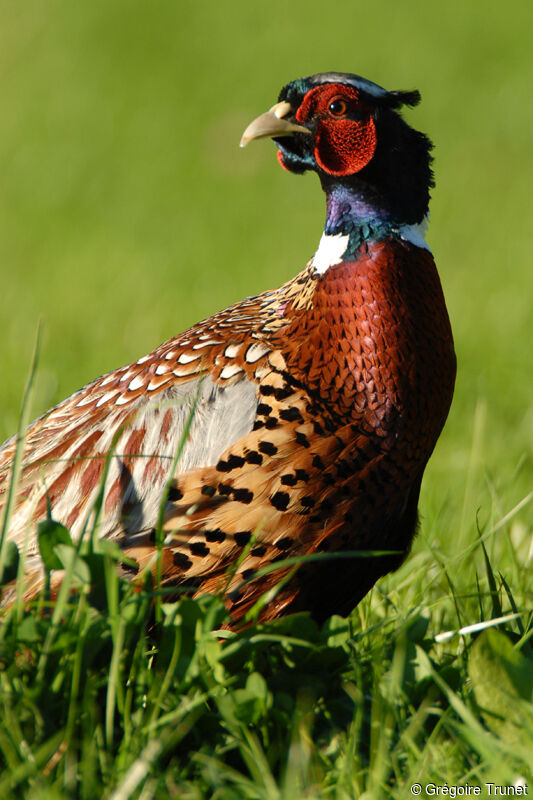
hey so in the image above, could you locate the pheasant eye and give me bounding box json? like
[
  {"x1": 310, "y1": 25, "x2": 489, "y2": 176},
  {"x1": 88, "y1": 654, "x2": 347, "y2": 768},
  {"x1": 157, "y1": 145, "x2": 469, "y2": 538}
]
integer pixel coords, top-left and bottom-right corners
[{"x1": 328, "y1": 98, "x2": 348, "y2": 116}]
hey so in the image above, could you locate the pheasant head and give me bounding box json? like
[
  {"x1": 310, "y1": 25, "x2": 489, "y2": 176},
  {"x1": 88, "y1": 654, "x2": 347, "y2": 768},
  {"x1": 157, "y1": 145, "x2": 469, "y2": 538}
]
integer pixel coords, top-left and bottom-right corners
[{"x1": 241, "y1": 72, "x2": 433, "y2": 264}]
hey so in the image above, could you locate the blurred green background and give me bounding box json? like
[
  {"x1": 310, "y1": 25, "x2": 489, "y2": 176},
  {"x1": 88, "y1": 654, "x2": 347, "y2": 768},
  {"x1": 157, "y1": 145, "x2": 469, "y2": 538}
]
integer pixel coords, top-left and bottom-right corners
[{"x1": 0, "y1": 1, "x2": 531, "y2": 545}]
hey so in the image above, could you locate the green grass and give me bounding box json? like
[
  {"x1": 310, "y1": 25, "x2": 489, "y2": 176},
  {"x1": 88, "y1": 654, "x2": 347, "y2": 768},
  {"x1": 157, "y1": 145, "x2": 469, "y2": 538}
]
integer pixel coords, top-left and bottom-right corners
[
  {"x1": 0, "y1": 440, "x2": 531, "y2": 798},
  {"x1": 0, "y1": 0, "x2": 532, "y2": 797}
]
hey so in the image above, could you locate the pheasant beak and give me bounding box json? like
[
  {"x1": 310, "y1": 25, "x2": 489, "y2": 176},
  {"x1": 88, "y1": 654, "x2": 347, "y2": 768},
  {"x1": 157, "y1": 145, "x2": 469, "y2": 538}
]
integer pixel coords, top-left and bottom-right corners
[{"x1": 240, "y1": 101, "x2": 310, "y2": 148}]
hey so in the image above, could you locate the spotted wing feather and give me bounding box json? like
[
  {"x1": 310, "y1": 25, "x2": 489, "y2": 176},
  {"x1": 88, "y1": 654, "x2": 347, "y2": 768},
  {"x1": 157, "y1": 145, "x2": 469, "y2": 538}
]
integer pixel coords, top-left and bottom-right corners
[{"x1": 0, "y1": 363, "x2": 259, "y2": 573}]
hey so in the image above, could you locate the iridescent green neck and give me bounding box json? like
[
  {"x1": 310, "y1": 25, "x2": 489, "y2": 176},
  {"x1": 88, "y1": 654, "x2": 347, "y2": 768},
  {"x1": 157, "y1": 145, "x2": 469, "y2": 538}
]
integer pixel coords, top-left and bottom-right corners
[
  {"x1": 310, "y1": 185, "x2": 430, "y2": 274},
  {"x1": 324, "y1": 185, "x2": 396, "y2": 257}
]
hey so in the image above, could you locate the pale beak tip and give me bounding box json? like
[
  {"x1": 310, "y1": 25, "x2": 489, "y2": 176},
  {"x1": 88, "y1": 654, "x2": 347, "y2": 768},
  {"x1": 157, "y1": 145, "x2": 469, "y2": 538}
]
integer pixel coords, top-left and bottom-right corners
[{"x1": 239, "y1": 102, "x2": 309, "y2": 150}]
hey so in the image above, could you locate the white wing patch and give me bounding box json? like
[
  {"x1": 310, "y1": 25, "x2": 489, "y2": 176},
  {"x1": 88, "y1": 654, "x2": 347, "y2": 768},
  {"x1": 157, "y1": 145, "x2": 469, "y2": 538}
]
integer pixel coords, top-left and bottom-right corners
[
  {"x1": 311, "y1": 232, "x2": 350, "y2": 274},
  {"x1": 96, "y1": 390, "x2": 119, "y2": 407},
  {"x1": 245, "y1": 343, "x2": 270, "y2": 363},
  {"x1": 310, "y1": 218, "x2": 431, "y2": 275},
  {"x1": 177, "y1": 352, "x2": 199, "y2": 364},
  {"x1": 128, "y1": 376, "x2": 145, "y2": 392},
  {"x1": 224, "y1": 344, "x2": 241, "y2": 358}
]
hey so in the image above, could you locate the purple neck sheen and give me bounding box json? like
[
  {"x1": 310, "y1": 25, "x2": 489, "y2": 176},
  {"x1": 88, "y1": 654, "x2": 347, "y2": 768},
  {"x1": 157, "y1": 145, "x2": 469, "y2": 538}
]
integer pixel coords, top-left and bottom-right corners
[{"x1": 323, "y1": 185, "x2": 395, "y2": 254}]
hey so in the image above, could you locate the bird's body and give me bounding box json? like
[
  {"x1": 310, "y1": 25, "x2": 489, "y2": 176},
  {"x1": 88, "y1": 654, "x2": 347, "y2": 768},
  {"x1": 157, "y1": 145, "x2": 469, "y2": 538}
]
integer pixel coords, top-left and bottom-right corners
[{"x1": 0, "y1": 72, "x2": 455, "y2": 623}]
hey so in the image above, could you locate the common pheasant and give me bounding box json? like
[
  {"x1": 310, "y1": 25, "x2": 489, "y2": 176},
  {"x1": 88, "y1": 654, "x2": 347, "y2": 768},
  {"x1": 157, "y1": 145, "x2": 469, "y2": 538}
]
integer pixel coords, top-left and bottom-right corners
[{"x1": 0, "y1": 72, "x2": 455, "y2": 624}]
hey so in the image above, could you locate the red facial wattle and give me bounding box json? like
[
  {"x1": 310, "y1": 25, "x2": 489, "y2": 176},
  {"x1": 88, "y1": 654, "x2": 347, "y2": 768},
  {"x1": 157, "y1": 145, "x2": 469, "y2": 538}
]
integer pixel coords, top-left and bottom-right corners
[
  {"x1": 277, "y1": 149, "x2": 291, "y2": 172},
  {"x1": 295, "y1": 83, "x2": 377, "y2": 176}
]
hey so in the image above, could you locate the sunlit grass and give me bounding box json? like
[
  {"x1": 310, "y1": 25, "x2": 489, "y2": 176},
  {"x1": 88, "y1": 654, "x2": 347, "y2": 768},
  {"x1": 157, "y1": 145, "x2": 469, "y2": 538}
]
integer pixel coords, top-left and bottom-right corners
[
  {"x1": 0, "y1": 484, "x2": 531, "y2": 797},
  {"x1": 0, "y1": 349, "x2": 531, "y2": 797}
]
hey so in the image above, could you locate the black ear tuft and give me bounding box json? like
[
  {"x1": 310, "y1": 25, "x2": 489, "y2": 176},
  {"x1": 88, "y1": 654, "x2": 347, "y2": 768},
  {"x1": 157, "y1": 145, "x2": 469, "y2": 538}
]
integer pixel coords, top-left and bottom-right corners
[{"x1": 381, "y1": 89, "x2": 421, "y2": 110}]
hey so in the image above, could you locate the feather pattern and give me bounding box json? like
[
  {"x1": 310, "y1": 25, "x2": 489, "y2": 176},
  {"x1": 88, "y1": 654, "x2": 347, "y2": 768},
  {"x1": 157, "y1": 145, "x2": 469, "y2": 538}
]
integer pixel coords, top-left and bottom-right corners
[{"x1": 0, "y1": 72, "x2": 456, "y2": 624}]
